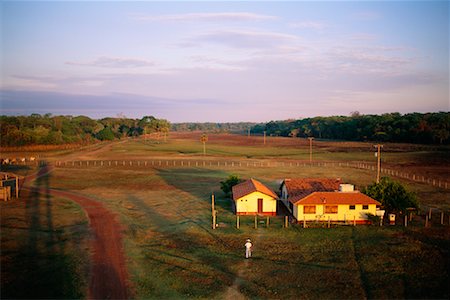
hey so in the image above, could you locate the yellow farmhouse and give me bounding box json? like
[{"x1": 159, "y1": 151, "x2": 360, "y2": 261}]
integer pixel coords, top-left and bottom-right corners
[
  {"x1": 232, "y1": 178, "x2": 278, "y2": 216},
  {"x1": 293, "y1": 191, "x2": 381, "y2": 224},
  {"x1": 280, "y1": 178, "x2": 382, "y2": 224}
]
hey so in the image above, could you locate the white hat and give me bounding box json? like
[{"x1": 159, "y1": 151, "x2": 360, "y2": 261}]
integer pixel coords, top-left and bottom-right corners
[{"x1": 246, "y1": 239, "x2": 251, "y2": 242}]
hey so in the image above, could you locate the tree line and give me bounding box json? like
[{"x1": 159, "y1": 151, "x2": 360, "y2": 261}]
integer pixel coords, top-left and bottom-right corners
[
  {"x1": 0, "y1": 114, "x2": 170, "y2": 147},
  {"x1": 251, "y1": 112, "x2": 450, "y2": 144},
  {"x1": 171, "y1": 122, "x2": 259, "y2": 133}
]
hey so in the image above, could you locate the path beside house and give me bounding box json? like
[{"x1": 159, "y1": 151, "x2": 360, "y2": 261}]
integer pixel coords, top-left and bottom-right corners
[
  {"x1": 23, "y1": 165, "x2": 131, "y2": 299},
  {"x1": 223, "y1": 230, "x2": 264, "y2": 300}
]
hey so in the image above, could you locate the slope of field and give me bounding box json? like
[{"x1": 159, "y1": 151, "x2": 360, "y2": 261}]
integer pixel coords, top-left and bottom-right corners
[{"x1": 1, "y1": 133, "x2": 449, "y2": 299}]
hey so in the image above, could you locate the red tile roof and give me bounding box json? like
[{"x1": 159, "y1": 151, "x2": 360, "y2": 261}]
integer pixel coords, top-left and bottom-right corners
[
  {"x1": 232, "y1": 178, "x2": 278, "y2": 201},
  {"x1": 297, "y1": 192, "x2": 380, "y2": 206},
  {"x1": 282, "y1": 178, "x2": 342, "y2": 204}
]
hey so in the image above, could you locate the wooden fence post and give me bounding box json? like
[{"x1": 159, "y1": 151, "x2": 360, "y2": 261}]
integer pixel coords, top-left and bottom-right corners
[
  {"x1": 254, "y1": 215, "x2": 258, "y2": 229},
  {"x1": 429, "y1": 208, "x2": 432, "y2": 220},
  {"x1": 353, "y1": 215, "x2": 356, "y2": 226},
  {"x1": 441, "y1": 212, "x2": 444, "y2": 225},
  {"x1": 15, "y1": 177, "x2": 19, "y2": 198},
  {"x1": 303, "y1": 216, "x2": 306, "y2": 228},
  {"x1": 236, "y1": 215, "x2": 240, "y2": 229},
  {"x1": 404, "y1": 215, "x2": 407, "y2": 227},
  {"x1": 425, "y1": 215, "x2": 429, "y2": 228},
  {"x1": 211, "y1": 194, "x2": 216, "y2": 229},
  {"x1": 328, "y1": 217, "x2": 330, "y2": 228},
  {"x1": 266, "y1": 216, "x2": 270, "y2": 228}
]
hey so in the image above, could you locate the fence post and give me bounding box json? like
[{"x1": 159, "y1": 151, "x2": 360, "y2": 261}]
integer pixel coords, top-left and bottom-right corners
[
  {"x1": 425, "y1": 215, "x2": 429, "y2": 227},
  {"x1": 328, "y1": 217, "x2": 330, "y2": 228},
  {"x1": 429, "y1": 208, "x2": 432, "y2": 220},
  {"x1": 441, "y1": 212, "x2": 444, "y2": 225},
  {"x1": 15, "y1": 177, "x2": 19, "y2": 198},
  {"x1": 254, "y1": 215, "x2": 258, "y2": 229},
  {"x1": 236, "y1": 215, "x2": 240, "y2": 229},
  {"x1": 303, "y1": 216, "x2": 306, "y2": 228},
  {"x1": 404, "y1": 215, "x2": 407, "y2": 227},
  {"x1": 285, "y1": 216, "x2": 289, "y2": 228},
  {"x1": 267, "y1": 216, "x2": 270, "y2": 228}
]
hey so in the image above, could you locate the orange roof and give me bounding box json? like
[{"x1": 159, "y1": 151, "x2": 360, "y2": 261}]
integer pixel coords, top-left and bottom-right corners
[
  {"x1": 232, "y1": 178, "x2": 278, "y2": 201},
  {"x1": 282, "y1": 178, "x2": 342, "y2": 204},
  {"x1": 296, "y1": 192, "x2": 381, "y2": 206}
]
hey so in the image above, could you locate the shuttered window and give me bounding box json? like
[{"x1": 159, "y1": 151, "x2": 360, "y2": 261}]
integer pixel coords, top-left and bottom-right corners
[
  {"x1": 303, "y1": 206, "x2": 316, "y2": 214},
  {"x1": 325, "y1": 205, "x2": 338, "y2": 214}
]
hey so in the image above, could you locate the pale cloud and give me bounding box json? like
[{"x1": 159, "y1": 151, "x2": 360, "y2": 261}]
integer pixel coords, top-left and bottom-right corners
[
  {"x1": 132, "y1": 12, "x2": 277, "y2": 22},
  {"x1": 289, "y1": 21, "x2": 327, "y2": 30},
  {"x1": 66, "y1": 56, "x2": 155, "y2": 68},
  {"x1": 329, "y1": 47, "x2": 413, "y2": 75},
  {"x1": 189, "y1": 29, "x2": 300, "y2": 49},
  {"x1": 188, "y1": 55, "x2": 247, "y2": 71}
]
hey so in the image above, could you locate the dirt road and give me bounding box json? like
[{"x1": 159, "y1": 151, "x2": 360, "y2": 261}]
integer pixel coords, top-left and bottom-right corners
[{"x1": 24, "y1": 165, "x2": 131, "y2": 299}]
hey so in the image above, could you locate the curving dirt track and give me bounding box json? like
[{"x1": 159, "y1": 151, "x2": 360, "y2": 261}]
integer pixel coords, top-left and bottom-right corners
[{"x1": 24, "y1": 165, "x2": 130, "y2": 299}]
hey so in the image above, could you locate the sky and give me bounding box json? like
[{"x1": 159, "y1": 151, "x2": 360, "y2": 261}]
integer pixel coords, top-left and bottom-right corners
[{"x1": 1, "y1": 0, "x2": 449, "y2": 122}]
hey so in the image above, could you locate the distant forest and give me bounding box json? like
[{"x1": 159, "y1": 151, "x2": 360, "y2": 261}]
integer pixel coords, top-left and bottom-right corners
[
  {"x1": 173, "y1": 112, "x2": 449, "y2": 145},
  {"x1": 171, "y1": 122, "x2": 258, "y2": 133},
  {"x1": 252, "y1": 112, "x2": 450, "y2": 144},
  {"x1": 0, "y1": 114, "x2": 170, "y2": 147},
  {"x1": 1, "y1": 112, "x2": 449, "y2": 147}
]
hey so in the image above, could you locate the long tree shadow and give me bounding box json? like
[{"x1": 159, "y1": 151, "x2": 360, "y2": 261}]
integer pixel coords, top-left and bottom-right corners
[
  {"x1": 1, "y1": 162, "x2": 84, "y2": 299},
  {"x1": 157, "y1": 168, "x2": 233, "y2": 212},
  {"x1": 125, "y1": 193, "x2": 246, "y2": 298}
]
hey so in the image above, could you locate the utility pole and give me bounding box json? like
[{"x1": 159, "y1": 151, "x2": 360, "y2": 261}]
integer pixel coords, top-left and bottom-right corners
[
  {"x1": 201, "y1": 134, "x2": 208, "y2": 156},
  {"x1": 211, "y1": 194, "x2": 216, "y2": 229},
  {"x1": 374, "y1": 144, "x2": 383, "y2": 183},
  {"x1": 308, "y1": 137, "x2": 314, "y2": 163}
]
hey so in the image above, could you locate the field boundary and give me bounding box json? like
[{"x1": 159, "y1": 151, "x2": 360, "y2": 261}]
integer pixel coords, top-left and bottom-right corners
[{"x1": 51, "y1": 159, "x2": 450, "y2": 190}]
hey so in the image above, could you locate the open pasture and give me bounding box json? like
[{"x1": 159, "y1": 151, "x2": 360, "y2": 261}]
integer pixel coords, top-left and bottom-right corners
[{"x1": 1, "y1": 133, "x2": 449, "y2": 299}]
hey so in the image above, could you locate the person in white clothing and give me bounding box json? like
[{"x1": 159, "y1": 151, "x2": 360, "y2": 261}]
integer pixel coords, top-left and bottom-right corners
[{"x1": 245, "y1": 239, "x2": 252, "y2": 259}]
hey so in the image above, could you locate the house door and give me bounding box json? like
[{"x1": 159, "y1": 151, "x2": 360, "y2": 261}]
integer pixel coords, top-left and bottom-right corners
[{"x1": 258, "y1": 198, "x2": 263, "y2": 213}]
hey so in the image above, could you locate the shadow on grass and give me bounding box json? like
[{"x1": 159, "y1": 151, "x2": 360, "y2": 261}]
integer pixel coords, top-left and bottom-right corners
[
  {"x1": 125, "y1": 194, "x2": 240, "y2": 298},
  {"x1": 1, "y1": 162, "x2": 85, "y2": 299},
  {"x1": 157, "y1": 168, "x2": 234, "y2": 213}
]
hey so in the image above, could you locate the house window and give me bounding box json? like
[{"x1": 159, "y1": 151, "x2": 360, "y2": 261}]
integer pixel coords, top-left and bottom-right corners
[
  {"x1": 303, "y1": 206, "x2": 316, "y2": 214},
  {"x1": 325, "y1": 205, "x2": 338, "y2": 214},
  {"x1": 362, "y1": 205, "x2": 369, "y2": 210},
  {"x1": 349, "y1": 205, "x2": 355, "y2": 210}
]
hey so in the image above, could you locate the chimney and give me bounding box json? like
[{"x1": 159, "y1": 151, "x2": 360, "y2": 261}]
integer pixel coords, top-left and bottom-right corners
[{"x1": 339, "y1": 184, "x2": 354, "y2": 192}]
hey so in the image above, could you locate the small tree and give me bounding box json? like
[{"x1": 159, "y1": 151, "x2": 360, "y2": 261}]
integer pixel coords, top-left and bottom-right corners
[
  {"x1": 220, "y1": 175, "x2": 242, "y2": 198},
  {"x1": 362, "y1": 177, "x2": 418, "y2": 213},
  {"x1": 97, "y1": 126, "x2": 115, "y2": 141}
]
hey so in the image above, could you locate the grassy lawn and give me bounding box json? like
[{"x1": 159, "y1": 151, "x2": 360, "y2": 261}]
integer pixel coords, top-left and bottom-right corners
[
  {"x1": 0, "y1": 186, "x2": 89, "y2": 299},
  {"x1": 1, "y1": 135, "x2": 449, "y2": 299},
  {"x1": 45, "y1": 163, "x2": 449, "y2": 299}
]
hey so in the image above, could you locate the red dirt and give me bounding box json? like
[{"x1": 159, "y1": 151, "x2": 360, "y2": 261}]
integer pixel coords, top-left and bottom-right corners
[{"x1": 23, "y1": 166, "x2": 131, "y2": 299}]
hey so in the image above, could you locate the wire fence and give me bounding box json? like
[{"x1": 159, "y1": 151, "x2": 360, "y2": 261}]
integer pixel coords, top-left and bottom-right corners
[{"x1": 49, "y1": 159, "x2": 450, "y2": 190}]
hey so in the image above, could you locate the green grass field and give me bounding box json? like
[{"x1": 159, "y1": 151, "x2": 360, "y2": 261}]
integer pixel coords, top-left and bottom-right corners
[{"x1": 1, "y1": 134, "x2": 449, "y2": 299}]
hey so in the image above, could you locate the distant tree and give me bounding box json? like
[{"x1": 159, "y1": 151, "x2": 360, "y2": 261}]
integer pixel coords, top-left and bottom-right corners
[
  {"x1": 362, "y1": 177, "x2": 418, "y2": 213},
  {"x1": 220, "y1": 175, "x2": 243, "y2": 198},
  {"x1": 96, "y1": 126, "x2": 115, "y2": 141}
]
